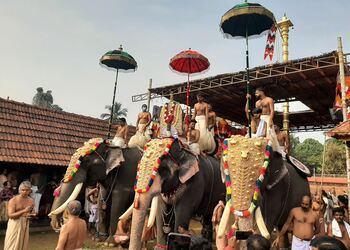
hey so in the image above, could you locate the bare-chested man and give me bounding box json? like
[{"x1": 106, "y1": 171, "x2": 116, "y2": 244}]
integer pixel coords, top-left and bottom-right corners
[
  {"x1": 273, "y1": 195, "x2": 319, "y2": 249},
  {"x1": 187, "y1": 119, "x2": 200, "y2": 155},
  {"x1": 55, "y1": 200, "x2": 87, "y2": 250},
  {"x1": 254, "y1": 87, "x2": 275, "y2": 128},
  {"x1": 192, "y1": 93, "x2": 209, "y2": 129},
  {"x1": 112, "y1": 118, "x2": 128, "y2": 148},
  {"x1": 4, "y1": 181, "x2": 35, "y2": 250},
  {"x1": 274, "y1": 125, "x2": 290, "y2": 154},
  {"x1": 328, "y1": 207, "x2": 350, "y2": 249},
  {"x1": 208, "y1": 104, "x2": 216, "y2": 132},
  {"x1": 192, "y1": 94, "x2": 215, "y2": 153},
  {"x1": 245, "y1": 95, "x2": 266, "y2": 137},
  {"x1": 136, "y1": 104, "x2": 151, "y2": 134}
]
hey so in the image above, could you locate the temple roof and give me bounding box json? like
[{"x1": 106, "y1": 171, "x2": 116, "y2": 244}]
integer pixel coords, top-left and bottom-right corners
[
  {"x1": 0, "y1": 98, "x2": 135, "y2": 166},
  {"x1": 133, "y1": 51, "x2": 350, "y2": 132},
  {"x1": 326, "y1": 120, "x2": 350, "y2": 141}
]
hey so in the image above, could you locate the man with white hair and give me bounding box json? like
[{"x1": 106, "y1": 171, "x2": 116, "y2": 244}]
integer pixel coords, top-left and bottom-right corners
[
  {"x1": 4, "y1": 181, "x2": 34, "y2": 250},
  {"x1": 55, "y1": 200, "x2": 87, "y2": 250}
]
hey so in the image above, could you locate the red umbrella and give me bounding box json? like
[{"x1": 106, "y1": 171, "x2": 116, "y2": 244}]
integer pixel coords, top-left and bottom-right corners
[{"x1": 170, "y1": 49, "x2": 210, "y2": 124}]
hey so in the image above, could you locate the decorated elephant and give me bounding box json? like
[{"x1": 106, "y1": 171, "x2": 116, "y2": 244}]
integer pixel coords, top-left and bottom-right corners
[
  {"x1": 121, "y1": 138, "x2": 225, "y2": 250},
  {"x1": 49, "y1": 138, "x2": 142, "y2": 246},
  {"x1": 217, "y1": 135, "x2": 310, "y2": 249}
]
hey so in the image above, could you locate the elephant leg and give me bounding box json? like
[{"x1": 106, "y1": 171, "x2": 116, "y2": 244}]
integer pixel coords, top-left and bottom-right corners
[
  {"x1": 155, "y1": 198, "x2": 167, "y2": 248},
  {"x1": 174, "y1": 193, "x2": 201, "y2": 233},
  {"x1": 201, "y1": 215, "x2": 213, "y2": 242},
  {"x1": 105, "y1": 189, "x2": 134, "y2": 246}
]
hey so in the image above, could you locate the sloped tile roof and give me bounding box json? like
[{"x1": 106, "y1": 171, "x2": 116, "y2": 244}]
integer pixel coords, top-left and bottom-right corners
[
  {"x1": 0, "y1": 98, "x2": 135, "y2": 166},
  {"x1": 326, "y1": 120, "x2": 350, "y2": 141}
]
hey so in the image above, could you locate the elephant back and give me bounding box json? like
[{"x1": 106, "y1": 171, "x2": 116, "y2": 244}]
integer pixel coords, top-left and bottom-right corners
[{"x1": 222, "y1": 135, "x2": 270, "y2": 215}]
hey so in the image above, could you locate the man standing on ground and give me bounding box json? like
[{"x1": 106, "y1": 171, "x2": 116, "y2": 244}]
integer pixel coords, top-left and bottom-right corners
[
  {"x1": 136, "y1": 104, "x2": 151, "y2": 135},
  {"x1": 272, "y1": 195, "x2": 319, "y2": 249},
  {"x1": 327, "y1": 207, "x2": 350, "y2": 249},
  {"x1": 274, "y1": 125, "x2": 290, "y2": 154},
  {"x1": 4, "y1": 181, "x2": 34, "y2": 250},
  {"x1": 55, "y1": 200, "x2": 87, "y2": 250}
]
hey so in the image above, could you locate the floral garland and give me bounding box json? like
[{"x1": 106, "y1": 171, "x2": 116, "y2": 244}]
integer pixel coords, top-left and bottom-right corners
[
  {"x1": 63, "y1": 138, "x2": 103, "y2": 183},
  {"x1": 54, "y1": 138, "x2": 103, "y2": 197},
  {"x1": 163, "y1": 102, "x2": 175, "y2": 124},
  {"x1": 134, "y1": 138, "x2": 174, "y2": 193},
  {"x1": 222, "y1": 139, "x2": 272, "y2": 217}
]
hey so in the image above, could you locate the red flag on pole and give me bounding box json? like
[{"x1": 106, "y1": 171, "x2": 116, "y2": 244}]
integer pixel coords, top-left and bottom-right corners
[{"x1": 264, "y1": 25, "x2": 277, "y2": 61}]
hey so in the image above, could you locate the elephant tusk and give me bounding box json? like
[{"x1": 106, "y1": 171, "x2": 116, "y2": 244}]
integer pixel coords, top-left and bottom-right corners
[
  {"x1": 147, "y1": 196, "x2": 158, "y2": 228},
  {"x1": 119, "y1": 203, "x2": 133, "y2": 221},
  {"x1": 48, "y1": 183, "x2": 83, "y2": 216},
  {"x1": 255, "y1": 206, "x2": 270, "y2": 240},
  {"x1": 217, "y1": 199, "x2": 231, "y2": 238}
]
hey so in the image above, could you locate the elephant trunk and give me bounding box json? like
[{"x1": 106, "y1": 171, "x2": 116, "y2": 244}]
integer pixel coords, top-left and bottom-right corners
[
  {"x1": 237, "y1": 216, "x2": 254, "y2": 250},
  {"x1": 129, "y1": 176, "x2": 161, "y2": 250}
]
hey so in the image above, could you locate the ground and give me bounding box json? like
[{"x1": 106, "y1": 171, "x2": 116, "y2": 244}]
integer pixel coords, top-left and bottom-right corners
[{"x1": 0, "y1": 220, "x2": 204, "y2": 250}]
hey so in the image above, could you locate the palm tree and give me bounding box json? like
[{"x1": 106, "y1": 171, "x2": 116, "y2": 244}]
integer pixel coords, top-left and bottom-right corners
[{"x1": 100, "y1": 102, "x2": 128, "y2": 123}]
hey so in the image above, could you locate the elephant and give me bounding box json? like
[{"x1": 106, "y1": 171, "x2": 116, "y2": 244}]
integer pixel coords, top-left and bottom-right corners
[
  {"x1": 217, "y1": 135, "x2": 310, "y2": 249},
  {"x1": 49, "y1": 138, "x2": 142, "y2": 246},
  {"x1": 123, "y1": 138, "x2": 226, "y2": 250}
]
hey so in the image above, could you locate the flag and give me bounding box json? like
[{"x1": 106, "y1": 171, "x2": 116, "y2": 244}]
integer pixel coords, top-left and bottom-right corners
[
  {"x1": 264, "y1": 25, "x2": 277, "y2": 61},
  {"x1": 334, "y1": 72, "x2": 350, "y2": 119}
]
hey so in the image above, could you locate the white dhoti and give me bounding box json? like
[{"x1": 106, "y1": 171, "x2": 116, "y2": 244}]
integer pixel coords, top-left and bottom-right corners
[
  {"x1": 30, "y1": 186, "x2": 42, "y2": 214},
  {"x1": 128, "y1": 125, "x2": 148, "y2": 148},
  {"x1": 189, "y1": 143, "x2": 200, "y2": 156},
  {"x1": 260, "y1": 115, "x2": 283, "y2": 153},
  {"x1": 195, "y1": 115, "x2": 215, "y2": 154},
  {"x1": 111, "y1": 136, "x2": 126, "y2": 148},
  {"x1": 291, "y1": 235, "x2": 311, "y2": 250},
  {"x1": 4, "y1": 217, "x2": 29, "y2": 250}
]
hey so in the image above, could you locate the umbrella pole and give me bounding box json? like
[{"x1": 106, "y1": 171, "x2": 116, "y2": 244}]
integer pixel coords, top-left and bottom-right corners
[
  {"x1": 186, "y1": 72, "x2": 191, "y2": 143},
  {"x1": 245, "y1": 32, "x2": 252, "y2": 138},
  {"x1": 108, "y1": 69, "x2": 119, "y2": 139}
]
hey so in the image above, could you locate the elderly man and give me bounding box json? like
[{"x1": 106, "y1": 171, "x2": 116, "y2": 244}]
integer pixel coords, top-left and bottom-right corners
[
  {"x1": 4, "y1": 181, "x2": 34, "y2": 250},
  {"x1": 273, "y1": 195, "x2": 319, "y2": 250},
  {"x1": 55, "y1": 200, "x2": 87, "y2": 250}
]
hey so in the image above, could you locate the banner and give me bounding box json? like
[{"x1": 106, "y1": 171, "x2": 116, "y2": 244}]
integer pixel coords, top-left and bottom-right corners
[{"x1": 264, "y1": 25, "x2": 277, "y2": 61}]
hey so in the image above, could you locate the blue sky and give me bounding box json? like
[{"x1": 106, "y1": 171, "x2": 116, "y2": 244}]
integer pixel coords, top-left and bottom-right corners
[{"x1": 0, "y1": 1, "x2": 349, "y2": 143}]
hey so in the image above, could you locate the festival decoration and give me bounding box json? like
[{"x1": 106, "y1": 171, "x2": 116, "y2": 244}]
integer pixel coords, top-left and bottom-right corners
[
  {"x1": 54, "y1": 138, "x2": 103, "y2": 197},
  {"x1": 134, "y1": 138, "x2": 174, "y2": 194},
  {"x1": 169, "y1": 49, "x2": 210, "y2": 124},
  {"x1": 264, "y1": 25, "x2": 277, "y2": 61},
  {"x1": 222, "y1": 135, "x2": 272, "y2": 217},
  {"x1": 100, "y1": 45, "x2": 137, "y2": 138},
  {"x1": 220, "y1": 1, "x2": 276, "y2": 137}
]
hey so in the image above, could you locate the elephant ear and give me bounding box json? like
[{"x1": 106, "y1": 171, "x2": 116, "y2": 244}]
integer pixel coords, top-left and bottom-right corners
[{"x1": 178, "y1": 152, "x2": 199, "y2": 184}]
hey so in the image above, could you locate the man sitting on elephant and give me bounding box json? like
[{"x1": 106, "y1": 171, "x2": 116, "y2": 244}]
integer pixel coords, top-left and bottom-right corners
[
  {"x1": 186, "y1": 119, "x2": 200, "y2": 156},
  {"x1": 112, "y1": 118, "x2": 128, "y2": 148}
]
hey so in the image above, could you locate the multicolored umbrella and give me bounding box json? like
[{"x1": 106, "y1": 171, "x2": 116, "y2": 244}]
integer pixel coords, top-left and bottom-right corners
[
  {"x1": 169, "y1": 49, "x2": 210, "y2": 124},
  {"x1": 100, "y1": 45, "x2": 137, "y2": 138},
  {"x1": 220, "y1": 1, "x2": 275, "y2": 137}
]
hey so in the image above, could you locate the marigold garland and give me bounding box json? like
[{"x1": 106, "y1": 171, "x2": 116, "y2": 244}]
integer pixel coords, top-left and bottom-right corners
[
  {"x1": 222, "y1": 138, "x2": 272, "y2": 218},
  {"x1": 134, "y1": 138, "x2": 174, "y2": 193}
]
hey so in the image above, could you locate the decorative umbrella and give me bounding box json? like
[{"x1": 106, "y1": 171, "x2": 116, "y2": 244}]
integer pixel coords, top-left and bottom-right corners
[
  {"x1": 100, "y1": 45, "x2": 137, "y2": 138},
  {"x1": 220, "y1": 1, "x2": 275, "y2": 137},
  {"x1": 169, "y1": 49, "x2": 210, "y2": 124}
]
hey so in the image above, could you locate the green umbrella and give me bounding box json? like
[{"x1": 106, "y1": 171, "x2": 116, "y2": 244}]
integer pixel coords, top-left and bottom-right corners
[
  {"x1": 100, "y1": 45, "x2": 137, "y2": 138},
  {"x1": 220, "y1": 1, "x2": 276, "y2": 137}
]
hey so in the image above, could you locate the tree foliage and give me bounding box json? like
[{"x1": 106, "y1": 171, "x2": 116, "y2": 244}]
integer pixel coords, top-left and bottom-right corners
[
  {"x1": 293, "y1": 138, "x2": 323, "y2": 173},
  {"x1": 289, "y1": 134, "x2": 300, "y2": 156},
  {"x1": 323, "y1": 139, "x2": 346, "y2": 175},
  {"x1": 32, "y1": 87, "x2": 63, "y2": 111},
  {"x1": 100, "y1": 102, "x2": 128, "y2": 123}
]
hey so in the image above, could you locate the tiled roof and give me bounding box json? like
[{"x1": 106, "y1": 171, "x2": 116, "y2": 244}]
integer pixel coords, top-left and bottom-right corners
[
  {"x1": 308, "y1": 176, "x2": 347, "y2": 184},
  {"x1": 0, "y1": 98, "x2": 135, "y2": 166},
  {"x1": 326, "y1": 120, "x2": 350, "y2": 141}
]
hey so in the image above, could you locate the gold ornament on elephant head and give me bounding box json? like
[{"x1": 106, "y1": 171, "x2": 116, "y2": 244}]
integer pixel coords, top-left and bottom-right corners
[{"x1": 222, "y1": 135, "x2": 269, "y2": 216}]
